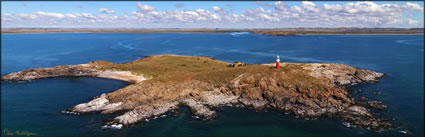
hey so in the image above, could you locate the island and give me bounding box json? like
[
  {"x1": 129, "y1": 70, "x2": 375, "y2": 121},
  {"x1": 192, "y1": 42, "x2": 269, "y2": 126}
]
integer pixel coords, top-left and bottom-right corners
[
  {"x1": 1, "y1": 28, "x2": 424, "y2": 35},
  {"x1": 1, "y1": 55, "x2": 391, "y2": 130}
]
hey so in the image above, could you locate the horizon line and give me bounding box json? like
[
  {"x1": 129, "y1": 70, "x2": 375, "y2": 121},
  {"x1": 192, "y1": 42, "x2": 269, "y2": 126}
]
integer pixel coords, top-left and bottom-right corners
[{"x1": 2, "y1": 27, "x2": 424, "y2": 29}]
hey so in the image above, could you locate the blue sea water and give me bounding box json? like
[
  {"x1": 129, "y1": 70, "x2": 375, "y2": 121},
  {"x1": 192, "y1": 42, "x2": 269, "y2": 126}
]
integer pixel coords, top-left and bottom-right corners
[{"x1": 1, "y1": 33, "x2": 423, "y2": 136}]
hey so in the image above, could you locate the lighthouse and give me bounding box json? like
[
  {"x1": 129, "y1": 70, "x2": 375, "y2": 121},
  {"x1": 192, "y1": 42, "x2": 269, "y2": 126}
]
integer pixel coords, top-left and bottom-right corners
[{"x1": 276, "y1": 56, "x2": 280, "y2": 69}]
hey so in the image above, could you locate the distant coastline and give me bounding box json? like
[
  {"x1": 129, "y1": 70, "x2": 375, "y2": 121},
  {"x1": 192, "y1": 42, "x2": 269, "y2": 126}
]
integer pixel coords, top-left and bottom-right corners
[{"x1": 1, "y1": 28, "x2": 423, "y2": 35}]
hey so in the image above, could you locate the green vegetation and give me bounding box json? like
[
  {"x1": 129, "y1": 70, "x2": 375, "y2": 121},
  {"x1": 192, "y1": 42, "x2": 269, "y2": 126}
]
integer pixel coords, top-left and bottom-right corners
[
  {"x1": 92, "y1": 55, "x2": 326, "y2": 89},
  {"x1": 92, "y1": 55, "x2": 242, "y2": 86}
]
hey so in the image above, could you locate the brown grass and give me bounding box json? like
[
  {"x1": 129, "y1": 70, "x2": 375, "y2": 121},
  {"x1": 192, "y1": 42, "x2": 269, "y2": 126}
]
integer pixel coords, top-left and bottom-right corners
[{"x1": 92, "y1": 55, "x2": 329, "y2": 90}]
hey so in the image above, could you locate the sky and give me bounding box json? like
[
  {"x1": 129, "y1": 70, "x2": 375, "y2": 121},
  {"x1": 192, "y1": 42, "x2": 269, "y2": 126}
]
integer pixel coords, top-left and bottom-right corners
[{"x1": 1, "y1": 1, "x2": 424, "y2": 28}]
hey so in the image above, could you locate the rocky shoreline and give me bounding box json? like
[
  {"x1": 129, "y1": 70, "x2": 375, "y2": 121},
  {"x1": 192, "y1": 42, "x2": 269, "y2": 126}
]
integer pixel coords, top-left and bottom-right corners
[
  {"x1": 1, "y1": 55, "x2": 391, "y2": 131},
  {"x1": 1, "y1": 64, "x2": 147, "y2": 83}
]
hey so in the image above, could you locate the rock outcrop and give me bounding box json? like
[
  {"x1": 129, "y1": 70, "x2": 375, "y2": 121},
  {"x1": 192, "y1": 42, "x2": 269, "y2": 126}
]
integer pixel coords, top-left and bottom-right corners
[
  {"x1": 1, "y1": 64, "x2": 146, "y2": 83},
  {"x1": 367, "y1": 101, "x2": 387, "y2": 110},
  {"x1": 1, "y1": 64, "x2": 99, "y2": 82},
  {"x1": 1, "y1": 55, "x2": 390, "y2": 131},
  {"x1": 229, "y1": 61, "x2": 246, "y2": 68}
]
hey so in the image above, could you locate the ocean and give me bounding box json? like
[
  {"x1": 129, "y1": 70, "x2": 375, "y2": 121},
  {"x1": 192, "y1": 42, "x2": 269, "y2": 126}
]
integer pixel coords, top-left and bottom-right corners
[{"x1": 1, "y1": 33, "x2": 423, "y2": 136}]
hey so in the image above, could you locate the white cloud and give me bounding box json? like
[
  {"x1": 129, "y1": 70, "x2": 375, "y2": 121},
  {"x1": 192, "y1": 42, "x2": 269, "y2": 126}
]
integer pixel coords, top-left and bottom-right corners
[
  {"x1": 36, "y1": 11, "x2": 65, "y2": 19},
  {"x1": 324, "y1": 4, "x2": 342, "y2": 11},
  {"x1": 301, "y1": 1, "x2": 320, "y2": 12},
  {"x1": 16, "y1": 13, "x2": 37, "y2": 20},
  {"x1": 274, "y1": 1, "x2": 288, "y2": 11},
  {"x1": 99, "y1": 8, "x2": 115, "y2": 14},
  {"x1": 302, "y1": 1, "x2": 315, "y2": 7},
  {"x1": 405, "y1": 2, "x2": 424, "y2": 11},
  {"x1": 65, "y1": 14, "x2": 77, "y2": 18},
  {"x1": 408, "y1": 19, "x2": 419, "y2": 25},
  {"x1": 137, "y1": 2, "x2": 155, "y2": 13},
  {"x1": 212, "y1": 6, "x2": 228, "y2": 15},
  {"x1": 1, "y1": 1, "x2": 424, "y2": 28}
]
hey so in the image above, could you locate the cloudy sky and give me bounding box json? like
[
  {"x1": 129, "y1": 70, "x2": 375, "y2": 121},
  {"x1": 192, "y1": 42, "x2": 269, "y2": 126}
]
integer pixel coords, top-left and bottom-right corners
[{"x1": 1, "y1": 1, "x2": 424, "y2": 28}]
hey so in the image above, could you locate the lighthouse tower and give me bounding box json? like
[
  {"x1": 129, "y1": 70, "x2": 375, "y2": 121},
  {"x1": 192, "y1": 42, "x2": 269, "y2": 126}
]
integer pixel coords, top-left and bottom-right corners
[{"x1": 276, "y1": 56, "x2": 280, "y2": 69}]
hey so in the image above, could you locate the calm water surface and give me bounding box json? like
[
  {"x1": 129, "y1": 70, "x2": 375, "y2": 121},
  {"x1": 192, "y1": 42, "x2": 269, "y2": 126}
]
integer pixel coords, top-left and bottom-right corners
[{"x1": 1, "y1": 33, "x2": 423, "y2": 136}]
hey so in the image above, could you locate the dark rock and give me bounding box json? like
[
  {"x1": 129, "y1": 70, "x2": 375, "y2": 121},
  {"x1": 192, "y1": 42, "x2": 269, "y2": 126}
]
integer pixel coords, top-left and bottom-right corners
[
  {"x1": 229, "y1": 61, "x2": 246, "y2": 68},
  {"x1": 373, "y1": 92, "x2": 382, "y2": 95},
  {"x1": 1, "y1": 64, "x2": 99, "y2": 82},
  {"x1": 359, "y1": 97, "x2": 368, "y2": 101},
  {"x1": 342, "y1": 114, "x2": 392, "y2": 131},
  {"x1": 356, "y1": 101, "x2": 367, "y2": 106},
  {"x1": 367, "y1": 101, "x2": 387, "y2": 110}
]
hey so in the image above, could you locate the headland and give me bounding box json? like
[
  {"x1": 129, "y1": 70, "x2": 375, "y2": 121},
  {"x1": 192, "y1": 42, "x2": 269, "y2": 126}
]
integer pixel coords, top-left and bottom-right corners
[{"x1": 1, "y1": 55, "x2": 391, "y2": 130}]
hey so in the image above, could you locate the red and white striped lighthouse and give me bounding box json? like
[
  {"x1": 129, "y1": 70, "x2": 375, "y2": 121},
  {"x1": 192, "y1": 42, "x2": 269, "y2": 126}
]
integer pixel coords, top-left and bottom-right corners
[{"x1": 276, "y1": 56, "x2": 280, "y2": 69}]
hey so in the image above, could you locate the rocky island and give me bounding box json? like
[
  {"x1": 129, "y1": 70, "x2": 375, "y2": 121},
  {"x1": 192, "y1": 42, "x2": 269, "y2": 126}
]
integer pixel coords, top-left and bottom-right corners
[{"x1": 1, "y1": 55, "x2": 391, "y2": 131}]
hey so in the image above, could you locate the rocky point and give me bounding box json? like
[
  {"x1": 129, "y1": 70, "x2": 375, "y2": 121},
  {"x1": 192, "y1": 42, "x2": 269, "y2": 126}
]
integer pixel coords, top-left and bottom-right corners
[{"x1": 1, "y1": 55, "x2": 391, "y2": 131}]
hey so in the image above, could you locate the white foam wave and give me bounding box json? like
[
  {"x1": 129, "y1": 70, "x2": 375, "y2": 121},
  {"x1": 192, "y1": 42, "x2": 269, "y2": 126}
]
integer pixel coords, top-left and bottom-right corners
[
  {"x1": 228, "y1": 32, "x2": 251, "y2": 36},
  {"x1": 395, "y1": 39, "x2": 424, "y2": 46},
  {"x1": 61, "y1": 110, "x2": 80, "y2": 115},
  {"x1": 102, "y1": 124, "x2": 123, "y2": 129},
  {"x1": 123, "y1": 43, "x2": 137, "y2": 50}
]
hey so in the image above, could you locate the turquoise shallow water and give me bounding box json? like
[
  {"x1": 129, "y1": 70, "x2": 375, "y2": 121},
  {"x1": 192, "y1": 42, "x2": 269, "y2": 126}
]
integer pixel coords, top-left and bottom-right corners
[{"x1": 1, "y1": 33, "x2": 424, "y2": 136}]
